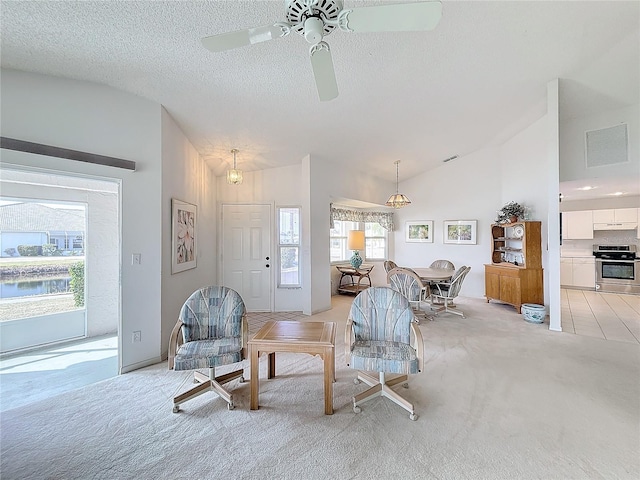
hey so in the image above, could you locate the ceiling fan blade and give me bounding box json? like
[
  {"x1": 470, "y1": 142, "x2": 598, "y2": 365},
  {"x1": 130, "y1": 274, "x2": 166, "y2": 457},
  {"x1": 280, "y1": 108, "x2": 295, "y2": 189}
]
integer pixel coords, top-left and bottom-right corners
[
  {"x1": 309, "y1": 42, "x2": 339, "y2": 102},
  {"x1": 339, "y1": 1, "x2": 442, "y2": 33},
  {"x1": 201, "y1": 23, "x2": 290, "y2": 52}
]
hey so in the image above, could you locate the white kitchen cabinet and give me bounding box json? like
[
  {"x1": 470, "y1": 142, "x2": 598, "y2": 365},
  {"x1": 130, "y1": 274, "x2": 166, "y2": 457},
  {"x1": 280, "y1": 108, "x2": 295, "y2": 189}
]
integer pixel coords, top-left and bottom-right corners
[
  {"x1": 614, "y1": 208, "x2": 637, "y2": 222},
  {"x1": 560, "y1": 257, "x2": 595, "y2": 289},
  {"x1": 592, "y1": 209, "x2": 614, "y2": 223},
  {"x1": 593, "y1": 208, "x2": 639, "y2": 230},
  {"x1": 560, "y1": 258, "x2": 573, "y2": 286},
  {"x1": 592, "y1": 208, "x2": 637, "y2": 223},
  {"x1": 563, "y1": 210, "x2": 594, "y2": 239},
  {"x1": 572, "y1": 257, "x2": 596, "y2": 289}
]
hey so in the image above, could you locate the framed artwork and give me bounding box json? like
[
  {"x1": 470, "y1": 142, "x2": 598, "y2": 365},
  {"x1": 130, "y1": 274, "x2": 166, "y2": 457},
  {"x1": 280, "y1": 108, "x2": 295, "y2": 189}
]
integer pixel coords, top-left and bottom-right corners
[
  {"x1": 405, "y1": 221, "x2": 434, "y2": 243},
  {"x1": 172, "y1": 198, "x2": 197, "y2": 273},
  {"x1": 444, "y1": 220, "x2": 477, "y2": 245}
]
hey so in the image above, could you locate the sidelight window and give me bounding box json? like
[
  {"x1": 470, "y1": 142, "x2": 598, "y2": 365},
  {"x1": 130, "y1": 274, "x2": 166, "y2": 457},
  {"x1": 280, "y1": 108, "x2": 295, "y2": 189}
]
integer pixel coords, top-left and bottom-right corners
[{"x1": 277, "y1": 207, "x2": 301, "y2": 288}]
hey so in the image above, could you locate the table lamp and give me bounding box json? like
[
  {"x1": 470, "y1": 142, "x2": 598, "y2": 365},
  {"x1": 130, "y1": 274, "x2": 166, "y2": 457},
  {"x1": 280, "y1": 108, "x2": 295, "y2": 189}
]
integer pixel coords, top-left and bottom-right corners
[{"x1": 347, "y1": 230, "x2": 365, "y2": 269}]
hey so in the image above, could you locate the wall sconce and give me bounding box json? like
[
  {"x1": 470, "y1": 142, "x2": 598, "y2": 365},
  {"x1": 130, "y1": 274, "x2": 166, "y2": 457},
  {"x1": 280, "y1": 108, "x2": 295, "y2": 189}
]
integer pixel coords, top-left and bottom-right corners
[
  {"x1": 227, "y1": 148, "x2": 243, "y2": 185},
  {"x1": 347, "y1": 230, "x2": 365, "y2": 269}
]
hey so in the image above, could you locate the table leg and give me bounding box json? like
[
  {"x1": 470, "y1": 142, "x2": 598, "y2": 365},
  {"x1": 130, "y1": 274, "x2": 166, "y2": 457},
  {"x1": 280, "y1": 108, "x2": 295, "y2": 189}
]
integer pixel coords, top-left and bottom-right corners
[
  {"x1": 250, "y1": 345, "x2": 259, "y2": 410},
  {"x1": 267, "y1": 352, "x2": 276, "y2": 378},
  {"x1": 323, "y1": 346, "x2": 334, "y2": 415}
]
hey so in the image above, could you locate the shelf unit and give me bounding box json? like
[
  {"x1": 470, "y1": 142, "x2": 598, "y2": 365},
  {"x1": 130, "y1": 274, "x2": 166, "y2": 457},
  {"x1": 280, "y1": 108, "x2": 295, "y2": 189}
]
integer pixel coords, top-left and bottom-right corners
[
  {"x1": 485, "y1": 221, "x2": 543, "y2": 313},
  {"x1": 490, "y1": 221, "x2": 542, "y2": 269}
]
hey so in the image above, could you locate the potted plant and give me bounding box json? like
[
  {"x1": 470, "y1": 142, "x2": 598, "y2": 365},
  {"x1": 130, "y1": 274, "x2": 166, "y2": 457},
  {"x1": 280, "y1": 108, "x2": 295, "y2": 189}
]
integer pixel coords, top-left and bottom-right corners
[{"x1": 495, "y1": 201, "x2": 525, "y2": 224}]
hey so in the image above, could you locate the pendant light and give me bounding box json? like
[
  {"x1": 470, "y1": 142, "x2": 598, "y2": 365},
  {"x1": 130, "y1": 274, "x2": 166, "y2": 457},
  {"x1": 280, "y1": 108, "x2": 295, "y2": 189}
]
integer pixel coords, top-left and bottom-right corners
[
  {"x1": 226, "y1": 148, "x2": 243, "y2": 185},
  {"x1": 385, "y1": 160, "x2": 411, "y2": 208}
]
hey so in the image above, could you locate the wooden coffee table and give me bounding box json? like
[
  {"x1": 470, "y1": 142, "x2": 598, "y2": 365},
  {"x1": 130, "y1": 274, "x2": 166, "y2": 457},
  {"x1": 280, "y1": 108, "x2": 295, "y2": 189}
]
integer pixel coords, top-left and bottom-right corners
[{"x1": 249, "y1": 320, "x2": 336, "y2": 415}]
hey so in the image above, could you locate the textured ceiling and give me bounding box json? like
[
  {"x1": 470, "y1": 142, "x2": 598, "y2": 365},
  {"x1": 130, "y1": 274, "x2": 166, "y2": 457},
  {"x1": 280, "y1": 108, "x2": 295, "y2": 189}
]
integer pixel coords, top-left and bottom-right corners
[{"x1": 1, "y1": 0, "x2": 638, "y2": 185}]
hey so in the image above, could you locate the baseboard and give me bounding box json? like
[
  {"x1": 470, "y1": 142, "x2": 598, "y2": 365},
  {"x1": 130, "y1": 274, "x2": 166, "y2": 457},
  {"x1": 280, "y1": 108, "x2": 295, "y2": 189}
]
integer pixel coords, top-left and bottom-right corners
[{"x1": 120, "y1": 356, "x2": 162, "y2": 374}]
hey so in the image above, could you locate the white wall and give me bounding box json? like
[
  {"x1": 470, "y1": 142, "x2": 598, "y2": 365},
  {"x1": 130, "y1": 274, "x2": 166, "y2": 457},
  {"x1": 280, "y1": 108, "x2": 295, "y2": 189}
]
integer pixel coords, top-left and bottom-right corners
[
  {"x1": 561, "y1": 195, "x2": 640, "y2": 212},
  {"x1": 500, "y1": 114, "x2": 551, "y2": 307},
  {"x1": 546, "y1": 79, "x2": 561, "y2": 331},
  {"x1": 217, "y1": 163, "x2": 305, "y2": 312},
  {"x1": 217, "y1": 155, "x2": 394, "y2": 314},
  {"x1": 392, "y1": 147, "x2": 502, "y2": 298},
  {"x1": 390, "y1": 114, "x2": 552, "y2": 306},
  {"x1": 560, "y1": 104, "x2": 640, "y2": 182},
  {"x1": 1, "y1": 69, "x2": 163, "y2": 372},
  {"x1": 304, "y1": 155, "x2": 395, "y2": 314},
  {"x1": 160, "y1": 108, "x2": 217, "y2": 358}
]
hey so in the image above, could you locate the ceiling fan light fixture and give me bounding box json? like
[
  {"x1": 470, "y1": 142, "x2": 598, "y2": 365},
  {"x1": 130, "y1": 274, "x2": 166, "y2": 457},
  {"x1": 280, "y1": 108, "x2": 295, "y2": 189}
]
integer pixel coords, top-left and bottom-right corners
[
  {"x1": 385, "y1": 160, "x2": 411, "y2": 209},
  {"x1": 304, "y1": 17, "x2": 325, "y2": 44},
  {"x1": 226, "y1": 148, "x2": 243, "y2": 185},
  {"x1": 201, "y1": 0, "x2": 442, "y2": 102}
]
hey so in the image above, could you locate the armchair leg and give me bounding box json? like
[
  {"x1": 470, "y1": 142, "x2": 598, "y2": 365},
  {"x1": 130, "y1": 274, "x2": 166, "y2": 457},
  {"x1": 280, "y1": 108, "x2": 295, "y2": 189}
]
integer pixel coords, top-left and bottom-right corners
[
  {"x1": 173, "y1": 366, "x2": 245, "y2": 413},
  {"x1": 431, "y1": 297, "x2": 464, "y2": 318},
  {"x1": 352, "y1": 372, "x2": 417, "y2": 420}
]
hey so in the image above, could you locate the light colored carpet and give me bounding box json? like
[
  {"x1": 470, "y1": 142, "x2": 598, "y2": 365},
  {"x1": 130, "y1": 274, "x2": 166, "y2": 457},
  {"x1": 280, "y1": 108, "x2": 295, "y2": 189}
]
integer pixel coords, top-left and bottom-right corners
[{"x1": 2, "y1": 295, "x2": 639, "y2": 479}]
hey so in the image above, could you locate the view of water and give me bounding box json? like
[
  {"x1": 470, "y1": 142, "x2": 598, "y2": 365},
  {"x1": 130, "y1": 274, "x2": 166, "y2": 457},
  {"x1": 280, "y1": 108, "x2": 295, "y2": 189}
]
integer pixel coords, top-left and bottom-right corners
[{"x1": 0, "y1": 277, "x2": 71, "y2": 299}]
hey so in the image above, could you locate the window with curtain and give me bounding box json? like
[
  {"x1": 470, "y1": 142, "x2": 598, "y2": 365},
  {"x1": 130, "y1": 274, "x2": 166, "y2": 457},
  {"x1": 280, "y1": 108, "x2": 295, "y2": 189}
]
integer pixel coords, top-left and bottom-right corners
[
  {"x1": 330, "y1": 220, "x2": 358, "y2": 262},
  {"x1": 364, "y1": 222, "x2": 386, "y2": 260},
  {"x1": 277, "y1": 207, "x2": 301, "y2": 288},
  {"x1": 330, "y1": 220, "x2": 387, "y2": 262},
  {"x1": 329, "y1": 205, "x2": 392, "y2": 263}
]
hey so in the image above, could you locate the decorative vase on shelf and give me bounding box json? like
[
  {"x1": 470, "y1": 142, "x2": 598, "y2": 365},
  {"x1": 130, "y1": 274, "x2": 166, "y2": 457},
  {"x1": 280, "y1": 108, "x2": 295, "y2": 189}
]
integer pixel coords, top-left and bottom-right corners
[{"x1": 350, "y1": 251, "x2": 363, "y2": 269}]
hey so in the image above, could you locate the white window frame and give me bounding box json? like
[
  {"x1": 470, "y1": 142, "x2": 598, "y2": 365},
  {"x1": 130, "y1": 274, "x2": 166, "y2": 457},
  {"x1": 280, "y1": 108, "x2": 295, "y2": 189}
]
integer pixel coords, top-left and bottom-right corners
[
  {"x1": 364, "y1": 222, "x2": 387, "y2": 261},
  {"x1": 277, "y1": 206, "x2": 301, "y2": 288},
  {"x1": 330, "y1": 220, "x2": 387, "y2": 264}
]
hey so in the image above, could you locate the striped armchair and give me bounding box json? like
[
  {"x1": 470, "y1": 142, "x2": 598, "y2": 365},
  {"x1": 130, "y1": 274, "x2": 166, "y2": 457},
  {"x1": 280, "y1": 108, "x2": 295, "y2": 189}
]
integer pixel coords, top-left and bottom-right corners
[
  {"x1": 168, "y1": 286, "x2": 248, "y2": 413},
  {"x1": 345, "y1": 287, "x2": 424, "y2": 421}
]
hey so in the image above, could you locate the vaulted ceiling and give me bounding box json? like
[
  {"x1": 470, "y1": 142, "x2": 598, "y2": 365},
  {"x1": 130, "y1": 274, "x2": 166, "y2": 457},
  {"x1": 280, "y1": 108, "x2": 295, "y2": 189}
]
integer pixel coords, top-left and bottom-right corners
[{"x1": 1, "y1": 1, "x2": 638, "y2": 185}]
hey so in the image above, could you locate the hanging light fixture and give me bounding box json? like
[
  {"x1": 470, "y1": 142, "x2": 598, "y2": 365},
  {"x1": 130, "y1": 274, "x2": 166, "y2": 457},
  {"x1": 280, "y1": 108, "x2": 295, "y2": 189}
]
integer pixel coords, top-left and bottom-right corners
[
  {"x1": 226, "y1": 148, "x2": 243, "y2": 185},
  {"x1": 385, "y1": 160, "x2": 411, "y2": 208}
]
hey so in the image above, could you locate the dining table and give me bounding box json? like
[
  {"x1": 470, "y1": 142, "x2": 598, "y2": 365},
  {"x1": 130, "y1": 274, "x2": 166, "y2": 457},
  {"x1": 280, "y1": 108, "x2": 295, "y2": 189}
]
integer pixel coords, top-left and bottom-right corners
[{"x1": 413, "y1": 267, "x2": 455, "y2": 283}]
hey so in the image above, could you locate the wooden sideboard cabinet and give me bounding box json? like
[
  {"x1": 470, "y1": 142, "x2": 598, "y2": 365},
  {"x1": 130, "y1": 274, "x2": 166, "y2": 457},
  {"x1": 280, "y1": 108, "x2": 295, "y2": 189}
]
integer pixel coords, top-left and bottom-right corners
[
  {"x1": 485, "y1": 220, "x2": 543, "y2": 313},
  {"x1": 484, "y1": 264, "x2": 543, "y2": 313}
]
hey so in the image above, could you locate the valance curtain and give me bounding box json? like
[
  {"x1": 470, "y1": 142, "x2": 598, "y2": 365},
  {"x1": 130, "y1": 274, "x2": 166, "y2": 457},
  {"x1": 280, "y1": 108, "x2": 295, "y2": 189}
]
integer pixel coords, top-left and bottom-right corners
[{"x1": 330, "y1": 204, "x2": 394, "y2": 231}]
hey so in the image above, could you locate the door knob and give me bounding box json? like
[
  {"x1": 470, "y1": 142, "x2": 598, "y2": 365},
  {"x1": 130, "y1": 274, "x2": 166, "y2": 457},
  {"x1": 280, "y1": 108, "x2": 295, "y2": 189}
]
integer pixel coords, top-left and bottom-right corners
[
  {"x1": 266, "y1": 256, "x2": 270, "y2": 260},
  {"x1": 266, "y1": 264, "x2": 270, "y2": 268}
]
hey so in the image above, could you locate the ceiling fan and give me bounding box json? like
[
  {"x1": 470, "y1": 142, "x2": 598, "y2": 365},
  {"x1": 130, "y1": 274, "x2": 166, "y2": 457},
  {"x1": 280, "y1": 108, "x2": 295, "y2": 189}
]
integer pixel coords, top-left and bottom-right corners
[{"x1": 201, "y1": 0, "x2": 443, "y2": 101}]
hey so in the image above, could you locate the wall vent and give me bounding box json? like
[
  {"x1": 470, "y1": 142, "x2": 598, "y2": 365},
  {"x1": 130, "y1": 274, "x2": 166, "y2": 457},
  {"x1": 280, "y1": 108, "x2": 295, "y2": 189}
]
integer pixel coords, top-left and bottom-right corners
[{"x1": 585, "y1": 124, "x2": 628, "y2": 168}]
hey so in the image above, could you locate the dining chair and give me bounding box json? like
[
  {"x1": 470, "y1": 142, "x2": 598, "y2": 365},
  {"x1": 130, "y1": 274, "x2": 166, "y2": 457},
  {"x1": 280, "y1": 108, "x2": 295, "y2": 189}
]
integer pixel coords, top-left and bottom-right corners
[
  {"x1": 386, "y1": 267, "x2": 434, "y2": 321},
  {"x1": 383, "y1": 260, "x2": 398, "y2": 273},
  {"x1": 345, "y1": 286, "x2": 424, "y2": 420},
  {"x1": 430, "y1": 266, "x2": 471, "y2": 318},
  {"x1": 168, "y1": 285, "x2": 248, "y2": 412},
  {"x1": 429, "y1": 259, "x2": 454, "y2": 270}
]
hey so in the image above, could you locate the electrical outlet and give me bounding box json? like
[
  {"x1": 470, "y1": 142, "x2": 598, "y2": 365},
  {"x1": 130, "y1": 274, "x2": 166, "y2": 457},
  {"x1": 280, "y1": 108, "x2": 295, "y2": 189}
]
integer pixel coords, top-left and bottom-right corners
[
  {"x1": 132, "y1": 254, "x2": 141, "y2": 265},
  {"x1": 132, "y1": 330, "x2": 141, "y2": 343}
]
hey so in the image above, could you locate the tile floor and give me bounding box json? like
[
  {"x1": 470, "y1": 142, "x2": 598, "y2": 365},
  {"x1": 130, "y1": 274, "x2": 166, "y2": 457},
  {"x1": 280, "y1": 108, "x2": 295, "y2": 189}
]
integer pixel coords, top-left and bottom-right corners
[{"x1": 561, "y1": 288, "x2": 640, "y2": 344}]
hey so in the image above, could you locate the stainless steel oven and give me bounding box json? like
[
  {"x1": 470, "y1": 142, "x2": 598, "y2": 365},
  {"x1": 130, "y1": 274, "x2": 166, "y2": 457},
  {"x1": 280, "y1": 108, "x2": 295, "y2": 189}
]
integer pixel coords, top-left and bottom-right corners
[{"x1": 593, "y1": 245, "x2": 640, "y2": 295}]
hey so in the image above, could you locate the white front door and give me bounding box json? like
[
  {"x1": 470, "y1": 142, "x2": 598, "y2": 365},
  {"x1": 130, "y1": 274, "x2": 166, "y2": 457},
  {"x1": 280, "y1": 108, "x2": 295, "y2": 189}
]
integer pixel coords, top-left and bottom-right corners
[{"x1": 222, "y1": 204, "x2": 272, "y2": 312}]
